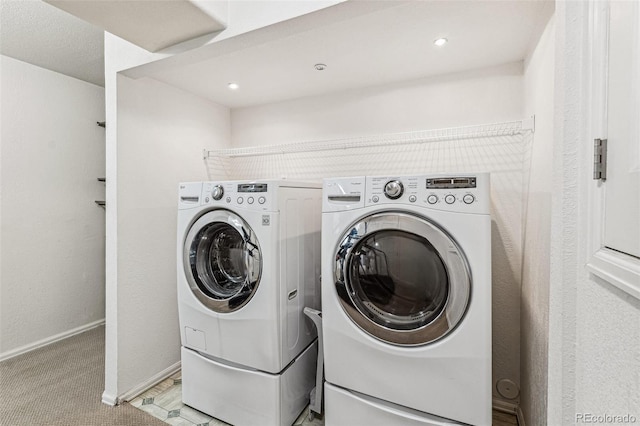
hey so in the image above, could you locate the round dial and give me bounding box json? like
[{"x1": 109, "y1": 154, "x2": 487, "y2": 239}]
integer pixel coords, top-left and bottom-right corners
[
  {"x1": 211, "y1": 185, "x2": 224, "y2": 200},
  {"x1": 384, "y1": 180, "x2": 404, "y2": 199}
]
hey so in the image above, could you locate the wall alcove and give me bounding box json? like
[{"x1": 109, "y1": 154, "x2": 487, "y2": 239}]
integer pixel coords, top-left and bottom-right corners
[{"x1": 107, "y1": 0, "x2": 555, "y2": 417}]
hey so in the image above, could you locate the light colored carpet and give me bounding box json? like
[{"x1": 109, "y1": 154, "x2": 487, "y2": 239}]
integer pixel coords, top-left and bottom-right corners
[{"x1": 0, "y1": 325, "x2": 166, "y2": 425}]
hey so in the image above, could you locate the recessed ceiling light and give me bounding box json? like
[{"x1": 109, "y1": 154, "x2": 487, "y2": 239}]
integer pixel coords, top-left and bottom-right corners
[
  {"x1": 434, "y1": 38, "x2": 448, "y2": 47},
  {"x1": 228, "y1": 82, "x2": 239, "y2": 90}
]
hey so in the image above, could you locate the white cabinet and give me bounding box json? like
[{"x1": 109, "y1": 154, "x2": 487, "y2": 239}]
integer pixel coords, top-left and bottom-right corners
[{"x1": 604, "y1": 0, "x2": 640, "y2": 259}]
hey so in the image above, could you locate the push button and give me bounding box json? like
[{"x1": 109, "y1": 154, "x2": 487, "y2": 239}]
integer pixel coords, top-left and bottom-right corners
[
  {"x1": 237, "y1": 197, "x2": 244, "y2": 204},
  {"x1": 445, "y1": 194, "x2": 456, "y2": 204},
  {"x1": 463, "y1": 194, "x2": 475, "y2": 204},
  {"x1": 408, "y1": 195, "x2": 417, "y2": 203},
  {"x1": 247, "y1": 197, "x2": 255, "y2": 204},
  {"x1": 258, "y1": 196, "x2": 266, "y2": 204},
  {"x1": 427, "y1": 195, "x2": 438, "y2": 204},
  {"x1": 372, "y1": 195, "x2": 379, "y2": 203}
]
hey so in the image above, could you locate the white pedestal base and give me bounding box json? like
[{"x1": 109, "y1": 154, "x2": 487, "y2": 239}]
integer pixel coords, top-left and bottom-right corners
[
  {"x1": 182, "y1": 341, "x2": 317, "y2": 426},
  {"x1": 324, "y1": 382, "x2": 463, "y2": 426}
]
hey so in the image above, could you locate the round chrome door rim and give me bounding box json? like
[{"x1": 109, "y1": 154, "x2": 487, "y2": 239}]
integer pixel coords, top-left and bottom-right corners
[
  {"x1": 334, "y1": 211, "x2": 472, "y2": 346},
  {"x1": 183, "y1": 209, "x2": 262, "y2": 313}
]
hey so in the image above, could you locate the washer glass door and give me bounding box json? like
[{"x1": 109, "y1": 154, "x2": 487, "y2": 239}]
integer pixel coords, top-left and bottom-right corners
[
  {"x1": 334, "y1": 211, "x2": 471, "y2": 345},
  {"x1": 184, "y1": 209, "x2": 262, "y2": 313}
]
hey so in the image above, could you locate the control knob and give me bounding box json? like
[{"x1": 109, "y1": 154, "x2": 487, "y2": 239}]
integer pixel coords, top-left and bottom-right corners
[
  {"x1": 384, "y1": 180, "x2": 404, "y2": 199},
  {"x1": 211, "y1": 185, "x2": 224, "y2": 200}
]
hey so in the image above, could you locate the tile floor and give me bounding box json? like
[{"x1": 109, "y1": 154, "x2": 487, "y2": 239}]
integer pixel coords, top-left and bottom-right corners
[{"x1": 131, "y1": 371, "x2": 517, "y2": 426}]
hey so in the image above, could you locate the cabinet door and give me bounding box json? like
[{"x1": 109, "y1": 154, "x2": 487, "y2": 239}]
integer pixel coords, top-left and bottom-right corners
[
  {"x1": 604, "y1": 0, "x2": 640, "y2": 258},
  {"x1": 587, "y1": 0, "x2": 640, "y2": 300}
]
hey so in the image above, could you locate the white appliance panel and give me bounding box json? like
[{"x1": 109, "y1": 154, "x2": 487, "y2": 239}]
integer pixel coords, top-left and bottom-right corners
[
  {"x1": 279, "y1": 190, "x2": 322, "y2": 365},
  {"x1": 325, "y1": 383, "x2": 463, "y2": 426}
]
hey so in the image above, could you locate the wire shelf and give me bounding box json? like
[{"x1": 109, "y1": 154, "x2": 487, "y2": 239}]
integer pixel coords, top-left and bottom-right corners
[
  {"x1": 203, "y1": 118, "x2": 534, "y2": 182},
  {"x1": 203, "y1": 119, "x2": 532, "y2": 160},
  {"x1": 201, "y1": 118, "x2": 536, "y2": 317}
]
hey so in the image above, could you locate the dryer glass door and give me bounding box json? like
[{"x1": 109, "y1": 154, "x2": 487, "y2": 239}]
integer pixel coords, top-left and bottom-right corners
[
  {"x1": 183, "y1": 209, "x2": 262, "y2": 313},
  {"x1": 334, "y1": 212, "x2": 470, "y2": 345}
]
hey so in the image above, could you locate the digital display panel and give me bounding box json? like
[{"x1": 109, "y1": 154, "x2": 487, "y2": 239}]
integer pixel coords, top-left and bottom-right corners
[
  {"x1": 238, "y1": 183, "x2": 268, "y2": 193},
  {"x1": 426, "y1": 177, "x2": 476, "y2": 189}
]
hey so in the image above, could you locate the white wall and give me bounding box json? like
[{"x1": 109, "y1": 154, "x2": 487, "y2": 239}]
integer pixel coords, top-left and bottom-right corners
[
  {"x1": 520, "y1": 13, "x2": 555, "y2": 426},
  {"x1": 548, "y1": 2, "x2": 640, "y2": 424},
  {"x1": 230, "y1": 62, "x2": 526, "y2": 405},
  {"x1": 231, "y1": 62, "x2": 524, "y2": 147},
  {"x1": 574, "y1": 280, "x2": 640, "y2": 418},
  {"x1": 103, "y1": 33, "x2": 156, "y2": 405},
  {"x1": 114, "y1": 74, "x2": 229, "y2": 397},
  {"x1": 0, "y1": 55, "x2": 105, "y2": 359}
]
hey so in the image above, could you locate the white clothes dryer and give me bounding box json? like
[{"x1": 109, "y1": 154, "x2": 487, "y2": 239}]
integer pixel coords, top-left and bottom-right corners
[
  {"x1": 177, "y1": 180, "x2": 321, "y2": 426},
  {"x1": 322, "y1": 174, "x2": 492, "y2": 426}
]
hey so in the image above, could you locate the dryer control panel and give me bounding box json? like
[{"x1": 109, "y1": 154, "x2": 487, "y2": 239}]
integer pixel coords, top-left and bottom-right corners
[{"x1": 365, "y1": 174, "x2": 490, "y2": 214}]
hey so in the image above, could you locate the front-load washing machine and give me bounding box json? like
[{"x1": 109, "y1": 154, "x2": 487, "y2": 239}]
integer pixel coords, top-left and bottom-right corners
[
  {"x1": 322, "y1": 174, "x2": 492, "y2": 425},
  {"x1": 177, "y1": 180, "x2": 321, "y2": 426}
]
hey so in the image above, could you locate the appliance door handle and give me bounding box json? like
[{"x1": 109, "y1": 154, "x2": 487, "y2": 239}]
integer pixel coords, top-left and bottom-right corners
[
  {"x1": 180, "y1": 196, "x2": 199, "y2": 203},
  {"x1": 328, "y1": 194, "x2": 361, "y2": 202}
]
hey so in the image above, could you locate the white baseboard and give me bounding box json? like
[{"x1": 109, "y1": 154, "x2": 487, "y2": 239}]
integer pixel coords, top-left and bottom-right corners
[
  {"x1": 0, "y1": 319, "x2": 105, "y2": 362},
  {"x1": 493, "y1": 397, "x2": 519, "y2": 414},
  {"x1": 102, "y1": 390, "x2": 118, "y2": 406},
  {"x1": 493, "y1": 398, "x2": 526, "y2": 425},
  {"x1": 517, "y1": 405, "x2": 526, "y2": 426},
  {"x1": 118, "y1": 361, "x2": 182, "y2": 402}
]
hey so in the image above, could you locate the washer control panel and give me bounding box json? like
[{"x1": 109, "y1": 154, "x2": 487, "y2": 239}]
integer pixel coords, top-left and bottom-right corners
[
  {"x1": 364, "y1": 174, "x2": 489, "y2": 214},
  {"x1": 200, "y1": 181, "x2": 274, "y2": 211}
]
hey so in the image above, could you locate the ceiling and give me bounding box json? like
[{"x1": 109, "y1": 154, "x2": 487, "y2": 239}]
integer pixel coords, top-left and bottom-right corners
[
  {"x1": 134, "y1": 0, "x2": 554, "y2": 109},
  {"x1": 0, "y1": 0, "x2": 553, "y2": 98},
  {"x1": 44, "y1": 0, "x2": 227, "y2": 52},
  {"x1": 0, "y1": 0, "x2": 105, "y2": 87}
]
